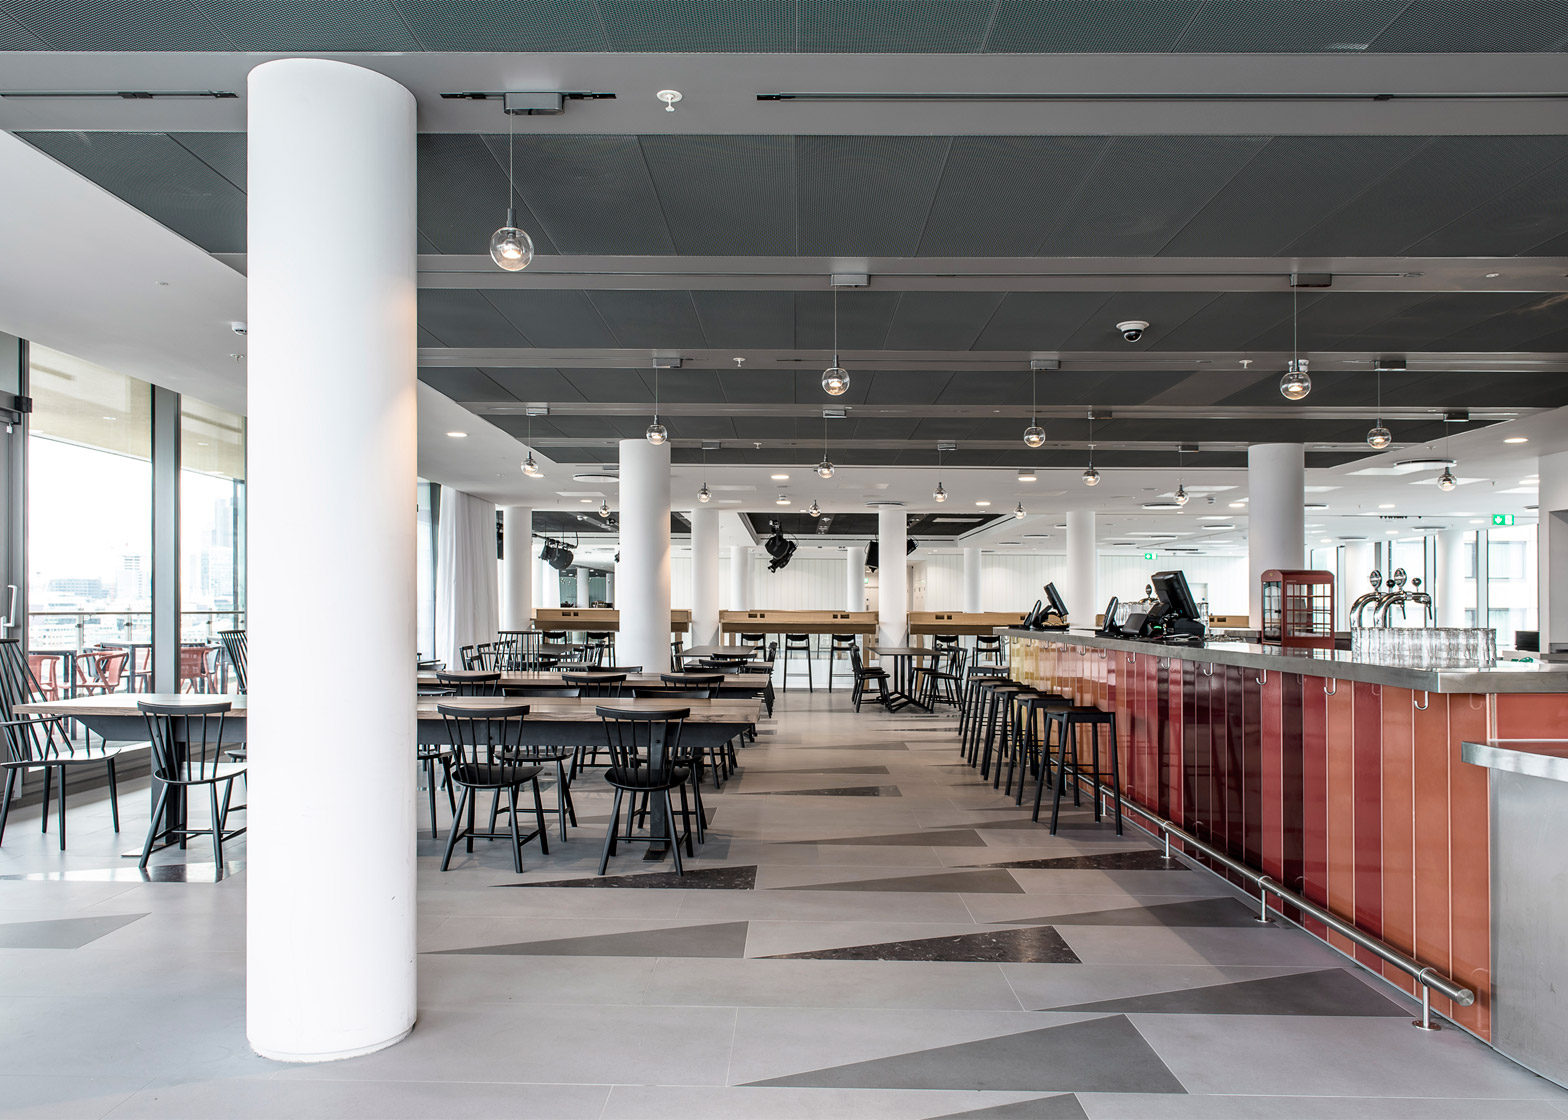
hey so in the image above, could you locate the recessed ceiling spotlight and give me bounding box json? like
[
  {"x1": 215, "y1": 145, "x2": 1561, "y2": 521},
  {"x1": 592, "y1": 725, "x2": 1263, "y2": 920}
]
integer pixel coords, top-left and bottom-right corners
[
  {"x1": 1485, "y1": 272, "x2": 1501, "y2": 278},
  {"x1": 1229, "y1": 500, "x2": 1246, "y2": 508},
  {"x1": 1505, "y1": 436, "x2": 1529, "y2": 444},
  {"x1": 1378, "y1": 503, "x2": 1395, "y2": 509},
  {"x1": 446, "y1": 431, "x2": 468, "y2": 438},
  {"x1": 975, "y1": 500, "x2": 991, "y2": 507},
  {"x1": 776, "y1": 493, "x2": 791, "y2": 505},
  {"x1": 771, "y1": 473, "x2": 790, "y2": 480},
  {"x1": 1017, "y1": 467, "x2": 1037, "y2": 482}
]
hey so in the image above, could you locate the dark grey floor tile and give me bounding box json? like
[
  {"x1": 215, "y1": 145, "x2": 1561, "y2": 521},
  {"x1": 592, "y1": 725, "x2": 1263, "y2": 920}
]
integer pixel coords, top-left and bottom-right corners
[
  {"x1": 787, "y1": 829, "x2": 988, "y2": 848},
  {"x1": 761, "y1": 765, "x2": 892, "y2": 776},
  {"x1": 985, "y1": 852, "x2": 1183, "y2": 871},
  {"x1": 773, "y1": 869, "x2": 1024, "y2": 894},
  {"x1": 764, "y1": 925, "x2": 1080, "y2": 964},
  {"x1": 999, "y1": 899, "x2": 1261, "y2": 929},
  {"x1": 0, "y1": 913, "x2": 147, "y2": 949},
  {"x1": 1048, "y1": 967, "x2": 1407, "y2": 1017},
  {"x1": 505, "y1": 866, "x2": 757, "y2": 890},
  {"x1": 928, "y1": 1093, "x2": 1088, "y2": 1119},
  {"x1": 428, "y1": 920, "x2": 750, "y2": 959},
  {"x1": 744, "y1": 1014, "x2": 1185, "y2": 1093},
  {"x1": 736, "y1": 786, "x2": 902, "y2": 797}
]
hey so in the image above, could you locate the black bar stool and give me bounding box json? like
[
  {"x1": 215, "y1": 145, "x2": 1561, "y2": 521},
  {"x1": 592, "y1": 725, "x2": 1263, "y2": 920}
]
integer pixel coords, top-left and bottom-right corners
[
  {"x1": 826, "y1": 633, "x2": 858, "y2": 692},
  {"x1": 1034, "y1": 706, "x2": 1123, "y2": 835},
  {"x1": 973, "y1": 634, "x2": 1006, "y2": 667},
  {"x1": 959, "y1": 663, "x2": 1009, "y2": 742},
  {"x1": 1005, "y1": 691, "x2": 1072, "y2": 803},
  {"x1": 976, "y1": 683, "x2": 1028, "y2": 778},
  {"x1": 963, "y1": 676, "x2": 1014, "y2": 765},
  {"x1": 781, "y1": 633, "x2": 813, "y2": 692}
]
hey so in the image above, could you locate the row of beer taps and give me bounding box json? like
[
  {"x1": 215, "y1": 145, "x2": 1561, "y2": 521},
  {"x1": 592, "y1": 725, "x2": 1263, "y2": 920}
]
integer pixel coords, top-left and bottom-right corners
[{"x1": 1350, "y1": 568, "x2": 1435, "y2": 627}]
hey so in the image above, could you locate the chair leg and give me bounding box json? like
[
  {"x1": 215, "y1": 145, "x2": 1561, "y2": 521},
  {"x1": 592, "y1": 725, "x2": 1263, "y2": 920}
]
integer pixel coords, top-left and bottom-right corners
[
  {"x1": 39, "y1": 766, "x2": 51, "y2": 833},
  {"x1": 55, "y1": 766, "x2": 66, "y2": 850},
  {"x1": 507, "y1": 786, "x2": 525, "y2": 874},
  {"x1": 425, "y1": 759, "x2": 439, "y2": 840},
  {"x1": 0, "y1": 767, "x2": 16, "y2": 846},
  {"x1": 530, "y1": 777, "x2": 549, "y2": 856},
  {"x1": 598, "y1": 788, "x2": 624, "y2": 875},
  {"x1": 104, "y1": 759, "x2": 120, "y2": 832},
  {"x1": 209, "y1": 782, "x2": 224, "y2": 866},
  {"x1": 663, "y1": 790, "x2": 684, "y2": 876},
  {"x1": 677, "y1": 780, "x2": 695, "y2": 858},
  {"x1": 139, "y1": 783, "x2": 172, "y2": 869},
  {"x1": 688, "y1": 773, "x2": 706, "y2": 844},
  {"x1": 441, "y1": 786, "x2": 471, "y2": 871}
]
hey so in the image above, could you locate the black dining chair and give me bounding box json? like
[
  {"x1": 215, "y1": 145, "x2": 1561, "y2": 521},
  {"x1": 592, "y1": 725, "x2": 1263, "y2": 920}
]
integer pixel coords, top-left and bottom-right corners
[
  {"x1": 585, "y1": 632, "x2": 615, "y2": 666},
  {"x1": 633, "y1": 686, "x2": 732, "y2": 786},
  {"x1": 594, "y1": 705, "x2": 698, "y2": 876},
  {"x1": 849, "y1": 646, "x2": 891, "y2": 712},
  {"x1": 436, "y1": 670, "x2": 500, "y2": 697},
  {"x1": 218, "y1": 629, "x2": 248, "y2": 693},
  {"x1": 436, "y1": 702, "x2": 550, "y2": 873},
  {"x1": 136, "y1": 700, "x2": 246, "y2": 868},
  {"x1": 499, "y1": 684, "x2": 582, "y2": 839}
]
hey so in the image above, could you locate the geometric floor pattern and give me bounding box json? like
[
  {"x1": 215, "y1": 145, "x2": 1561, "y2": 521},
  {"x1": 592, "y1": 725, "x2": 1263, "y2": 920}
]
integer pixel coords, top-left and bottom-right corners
[{"x1": 1, "y1": 688, "x2": 1564, "y2": 1118}]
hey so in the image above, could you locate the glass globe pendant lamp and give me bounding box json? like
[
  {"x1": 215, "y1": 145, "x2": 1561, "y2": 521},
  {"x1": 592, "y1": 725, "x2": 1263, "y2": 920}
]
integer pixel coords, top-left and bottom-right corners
[
  {"x1": 933, "y1": 482, "x2": 947, "y2": 502},
  {"x1": 809, "y1": 500, "x2": 822, "y2": 518},
  {"x1": 1014, "y1": 501, "x2": 1026, "y2": 519},
  {"x1": 646, "y1": 421, "x2": 667, "y2": 445},
  {"x1": 489, "y1": 109, "x2": 533, "y2": 271},
  {"x1": 1082, "y1": 465, "x2": 1101, "y2": 487},
  {"x1": 698, "y1": 482, "x2": 711, "y2": 503},
  {"x1": 521, "y1": 451, "x2": 541, "y2": 477},
  {"x1": 1279, "y1": 359, "x2": 1311, "y2": 400},
  {"x1": 1437, "y1": 467, "x2": 1457, "y2": 492},
  {"x1": 1367, "y1": 425, "x2": 1392, "y2": 450},
  {"x1": 817, "y1": 457, "x2": 834, "y2": 479},
  {"x1": 822, "y1": 285, "x2": 849, "y2": 395}
]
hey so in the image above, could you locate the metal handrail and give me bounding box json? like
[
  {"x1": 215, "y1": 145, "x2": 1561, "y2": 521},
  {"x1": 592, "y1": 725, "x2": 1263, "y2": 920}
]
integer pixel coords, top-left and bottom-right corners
[{"x1": 1066, "y1": 767, "x2": 1474, "y2": 1029}]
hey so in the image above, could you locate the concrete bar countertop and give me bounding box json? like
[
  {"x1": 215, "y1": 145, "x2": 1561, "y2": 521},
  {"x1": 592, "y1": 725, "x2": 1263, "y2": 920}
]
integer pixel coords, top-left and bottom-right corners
[{"x1": 1002, "y1": 627, "x2": 1568, "y2": 694}]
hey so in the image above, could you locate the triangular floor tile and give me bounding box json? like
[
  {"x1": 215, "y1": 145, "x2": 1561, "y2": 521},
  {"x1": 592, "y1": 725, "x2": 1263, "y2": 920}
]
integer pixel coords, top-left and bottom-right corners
[
  {"x1": 985, "y1": 851, "x2": 1183, "y2": 871},
  {"x1": 429, "y1": 920, "x2": 749, "y2": 958},
  {"x1": 506, "y1": 866, "x2": 756, "y2": 890},
  {"x1": 927, "y1": 1094, "x2": 1088, "y2": 1119},
  {"x1": 744, "y1": 1014, "x2": 1184, "y2": 1093},
  {"x1": 764, "y1": 925, "x2": 1079, "y2": 963},
  {"x1": 773, "y1": 869, "x2": 1023, "y2": 894},
  {"x1": 0, "y1": 913, "x2": 146, "y2": 949},
  {"x1": 998, "y1": 897, "x2": 1260, "y2": 929},
  {"x1": 785, "y1": 829, "x2": 987, "y2": 848},
  {"x1": 1049, "y1": 967, "x2": 1407, "y2": 1017},
  {"x1": 736, "y1": 785, "x2": 902, "y2": 797}
]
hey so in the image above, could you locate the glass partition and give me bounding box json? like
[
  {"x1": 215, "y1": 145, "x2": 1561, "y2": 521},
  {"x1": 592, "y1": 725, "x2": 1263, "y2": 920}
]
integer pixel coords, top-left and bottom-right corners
[{"x1": 180, "y1": 398, "x2": 245, "y2": 691}]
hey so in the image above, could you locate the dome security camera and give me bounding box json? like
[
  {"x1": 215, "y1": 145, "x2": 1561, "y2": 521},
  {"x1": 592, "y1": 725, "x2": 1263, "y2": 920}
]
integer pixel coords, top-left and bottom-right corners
[{"x1": 1116, "y1": 320, "x2": 1149, "y2": 343}]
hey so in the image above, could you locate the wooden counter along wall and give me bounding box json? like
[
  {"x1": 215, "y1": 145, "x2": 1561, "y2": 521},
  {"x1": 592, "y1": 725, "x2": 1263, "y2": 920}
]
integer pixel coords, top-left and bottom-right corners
[
  {"x1": 533, "y1": 608, "x2": 692, "y2": 633},
  {"x1": 908, "y1": 612, "x2": 1026, "y2": 637},
  {"x1": 719, "y1": 610, "x2": 876, "y2": 635},
  {"x1": 1001, "y1": 633, "x2": 1567, "y2": 1045}
]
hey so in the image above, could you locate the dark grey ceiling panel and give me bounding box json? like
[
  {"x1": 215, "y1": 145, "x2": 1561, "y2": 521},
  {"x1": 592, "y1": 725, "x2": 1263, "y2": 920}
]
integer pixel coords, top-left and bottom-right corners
[
  {"x1": 970, "y1": 293, "x2": 1112, "y2": 351},
  {"x1": 936, "y1": 371, "x2": 1029, "y2": 407},
  {"x1": 167, "y1": 132, "x2": 246, "y2": 192},
  {"x1": 1173, "y1": 0, "x2": 1407, "y2": 52},
  {"x1": 692, "y1": 291, "x2": 799, "y2": 351},
  {"x1": 794, "y1": 290, "x2": 904, "y2": 351},
  {"x1": 917, "y1": 136, "x2": 1107, "y2": 257},
  {"x1": 20, "y1": 130, "x2": 245, "y2": 252},
  {"x1": 585, "y1": 291, "x2": 707, "y2": 348},
  {"x1": 495, "y1": 135, "x2": 675, "y2": 256},
  {"x1": 986, "y1": 0, "x2": 1201, "y2": 51},
  {"x1": 563, "y1": 368, "x2": 656, "y2": 404},
  {"x1": 417, "y1": 367, "x2": 518, "y2": 401},
  {"x1": 1046, "y1": 136, "x2": 1270, "y2": 256},
  {"x1": 881, "y1": 292, "x2": 1007, "y2": 352},
  {"x1": 1160, "y1": 136, "x2": 1429, "y2": 256},
  {"x1": 1346, "y1": 292, "x2": 1547, "y2": 351},
  {"x1": 799, "y1": 0, "x2": 995, "y2": 52},
  {"x1": 715, "y1": 369, "x2": 800, "y2": 404},
  {"x1": 1284, "y1": 137, "x2": 1568, "y2": 257},
  {"x1": 482, "y1": 290, "x2": 617, "y2": 349},
  {"x1": 649, "y1": 368, "x2": 725, "y2": 403},
  {"x1": 0, "y1": 8, "x2": 46, "y2": 47},
  {"x1": 1369, "y1": 0, "x2": 1568, "y2": 51},
  {"x1": 475, "y1": 368, "x2": 584, "y2": 402},
  {"x1": 391, "y1": 0, "x2": 608, "y2": 49},
  {"x1": 1149, "y1": 291, "x2": 1301, "y2": 352},
  {"x1": 1418, "y1": 294, "x2": 1568, "y2": 353},
  {"x1": 416, "y1": 289, "x2": 531, "y2": 348},
  {"x1": 797, "y1": 136, "x2": 951, "y2": 257},
  {"x1": 640, "y1": 136, "x2": 798, "y2": 256},
  {"x1": 0, "y1": 0, "x2": 236, "y2": 49},
  {"x1": 1409, "y1": 154, "x2": 1568, "y2": 257},
  {"x1": 418, "y1": 134, "x2": 557, "y2": 257},
  {"x1": 1059, "y1": 292, "x2": 1219, "y2": 350},
  {"x1": 193, "y1": 0, "x2": 421, "y2": 49},
  {"x1": 596, "y1": 0, "x2": 795, "y2": 50},
  {"x1": 860, "y1": 369, "x2": 956, "y2": 406}
]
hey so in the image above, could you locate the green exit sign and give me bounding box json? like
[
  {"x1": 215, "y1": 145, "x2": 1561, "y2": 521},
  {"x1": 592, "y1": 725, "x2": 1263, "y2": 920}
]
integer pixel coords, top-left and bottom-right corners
[
  {"x1": 1144, "y1": 551, "x2": 1159, "y2": 561},
  {"x1": 1493, "y1": 514, "x2": 1515, "y2": 527}
]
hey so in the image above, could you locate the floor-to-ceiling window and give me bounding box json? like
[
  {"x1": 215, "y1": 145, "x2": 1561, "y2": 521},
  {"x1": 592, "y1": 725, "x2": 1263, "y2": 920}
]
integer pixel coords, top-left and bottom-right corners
[
  {"x1": 26, "y1": 345, "x2": 153, "y2": 663},
  {"x1": 180, "y1": 397, "x2": 245, "y2": 691},
  {"x1": 1487, "y1": 524, "x2": 1538, "y2": 640}
]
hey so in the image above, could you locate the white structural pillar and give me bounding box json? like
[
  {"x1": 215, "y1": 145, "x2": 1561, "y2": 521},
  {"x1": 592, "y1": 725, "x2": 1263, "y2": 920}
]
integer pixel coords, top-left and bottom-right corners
[
  {"x1": 1065, "y1": 510, "x2": 1097, "y2": 622},
  {"x1": 573, "y1": 565, "x2": 591, "y2": 608},
  {"x1": 963, "y1": 547, "x2": 983, "y2": 613},
  {"x1": 845, "y1": 546, "x2": 866, "y2": 610},
  {"x1": 619, "y1": 438, "x2": 672, "y2": 671},
  {"x1": 878, "y1": 507, "x2": 909, "y2": 646},
  {"x1": 1436, "y1": 529, "x2": 1470, "y2": 627},
  {"x1": 1248, "y1": 443, "x2": 1307, "y2": 628},
  {"x1": 728, "y1": 545, "x2": 751, "y2": 611},
  {"x1": 500, "y1": 507, "x2": 532, "y2": 630},
  {"x1": 1342, "y1": 540, "x2": 1377, "y2": 628},
  {"x1": 689, "y1": 504, "x2": 721, "y2": 646},
  {"x1": 246, "y1": 58, "x2": 417, "y2": 1062}
]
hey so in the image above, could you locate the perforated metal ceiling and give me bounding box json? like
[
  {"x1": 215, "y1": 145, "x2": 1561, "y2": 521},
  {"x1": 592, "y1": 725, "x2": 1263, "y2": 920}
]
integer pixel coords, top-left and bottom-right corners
[{"x1": 1, "y1": 0, "x2": 1564, "y2": 52}]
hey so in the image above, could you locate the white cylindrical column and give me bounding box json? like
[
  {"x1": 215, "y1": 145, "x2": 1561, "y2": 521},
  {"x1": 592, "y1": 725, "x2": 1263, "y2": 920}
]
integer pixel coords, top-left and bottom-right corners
[
  {"x1": 878, "y1": 507, "x2": 909, "y2": 646},
  {"x1": 500, "y1": 507, "x2": 532, "y2": 630},
  {"x1": 1247, "y1": 443, "x2": 1307, "y2": 627},
  {"x1": 246, "y1": 58, "x2": 416, "y2": 1062},
  {"x1": 619, "y1": 438, "x2": 672, "y2": 671},
  {"x1": 604, "y1": 569, "x2": 615, "y2": 606},
  {"x1": 1437, "y1": 529, "x2": 1471, "y2": 627},
  {"x1": 845, "y1": 546, "x2": 866, "y2": 610},
  {"x1": 1065, "y1": 510, "x2": 1097, "y2": 622},
  {"x1": 571, "y1": 565, "x2": 588, "y2": 608},
  {"x1": 689, "y1": 504, "x2": 720, "y2": 646},
  {"x1": 728, "y1": 545, "x2": 751, "y2": 611},
  {"x1": 1341, "y1": 540, "x2": 1376, "y2": 628},
  {"x1": 962, "y1": 547, "x2": 982, "y2": 613}
]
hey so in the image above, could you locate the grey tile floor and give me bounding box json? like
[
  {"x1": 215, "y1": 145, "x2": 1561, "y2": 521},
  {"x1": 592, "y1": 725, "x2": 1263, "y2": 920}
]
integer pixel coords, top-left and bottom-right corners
[{"x1": 0, "y1": 691, "x2": 1565, "y2": 1119}]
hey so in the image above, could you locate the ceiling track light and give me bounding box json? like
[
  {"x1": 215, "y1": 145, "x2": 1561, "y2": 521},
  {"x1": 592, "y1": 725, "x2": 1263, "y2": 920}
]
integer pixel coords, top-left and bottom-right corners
[
  {"x1": 489, "y1": 104, "x2": 534, "y2": 272},
  {"x1": 822, "y1": 284, "x2": 849, "y2": 396},
  {"x1": 1279, "y1": 285, "x2": 1311, "y2": 400}
]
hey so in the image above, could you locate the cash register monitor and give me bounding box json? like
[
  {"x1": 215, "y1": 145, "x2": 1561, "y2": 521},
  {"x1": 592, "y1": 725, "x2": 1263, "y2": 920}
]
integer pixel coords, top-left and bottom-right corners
[
  {"x1": 1043, "y1": 582, "x2": 1069, "y2": 623},
  {"x1": 1152, "y1": 570, "x2": 1204, "y2": 634}
]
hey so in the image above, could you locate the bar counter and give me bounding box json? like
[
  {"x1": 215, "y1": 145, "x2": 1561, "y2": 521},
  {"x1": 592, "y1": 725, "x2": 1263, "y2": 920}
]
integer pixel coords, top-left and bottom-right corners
[{"x1": 1002, "y1": 627, "x2": 1568, "y2": 1056}]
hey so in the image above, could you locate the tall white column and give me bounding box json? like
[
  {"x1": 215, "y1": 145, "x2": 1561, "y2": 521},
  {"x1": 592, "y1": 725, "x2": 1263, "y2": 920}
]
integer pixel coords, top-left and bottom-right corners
[
  {"x1": 728, "y1": 545, "x2": 751, "y2": 611},
  {"x1": 845, "y1": 546, "x2": 866, "y2": 610},
  {"x1": 571, "y1": 565, "x2": 588, "y2": 607},
  {"x1": 1065, "y1": 510, "x2": 1097, "y2": 622},
  {"x1": 246, "y1": 58, "x2": 416, "y2": 1062},
  {"x1": 1436, "y1": 529, "x2": 1471, "y2": 627},
  {"x1": 878, "y1": 507, "x2": 909, "y2": 646},
  {"x1": 500, "y1": 506, "x2": 532, "y2": 630},
  {"x1": 963, "y1": 547, "x2": 983, "y2": 613},
  {"x1": 1342, "y1": 540, "x2": 1377, "y2": 628},
  {"x1": 619, "y1": 438, "x2": 671, "y2": 671},
  {"x1": 689, "y1": 504, "x2": 720, "y2": 646},
  {"x1": 1248, "y1": 443, "x2": 1307, "y2": 628}
]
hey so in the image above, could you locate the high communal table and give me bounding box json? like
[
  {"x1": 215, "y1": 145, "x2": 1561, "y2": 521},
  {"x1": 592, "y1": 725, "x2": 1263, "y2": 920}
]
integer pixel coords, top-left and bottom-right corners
[
  {"x1": 417, "y1": 669, "x2": 769, "y2": 700},
  {"x1": 15, "y1": 693, "x2": 763, "y2": 859},
  {"x1": 1003, "y1": 625, "x2": 1568, "y2": 1081},
  {"x1": 869, "y1": 646, "x2": 939, "y2": 711}
]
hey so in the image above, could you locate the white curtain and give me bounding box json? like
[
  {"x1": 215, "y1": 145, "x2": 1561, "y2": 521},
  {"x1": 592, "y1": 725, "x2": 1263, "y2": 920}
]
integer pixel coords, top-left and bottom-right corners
[{"x1": 435, "y1": 487, "x2": 499, "y2": 668}]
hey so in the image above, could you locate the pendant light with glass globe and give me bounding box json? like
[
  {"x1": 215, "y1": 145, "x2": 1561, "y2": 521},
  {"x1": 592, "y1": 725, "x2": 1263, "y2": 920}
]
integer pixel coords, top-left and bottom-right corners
[
  {"x1": 1174, "y1": 445, "x2": 1189, "y2": 506},
  {"x1": 488, "y1": 105, "x2": 534, "y2": 272},
  {"x1": 1013, "y1": 501, "x2": 1027, "y2": 519},
  {"x1": 809, "y1": 499, "x2": 822, "y2": 518},
  {"x1": 1279, "y1": 283, "x2": 1311, "y2": 400},
  {"x1": 598, "y1": 499, "x2": 610, "y2": 518},
  {"x1": 1366, "y1": 369, "x2": 1392, "y2": 450},
  {"x1": 822, "y1": 284, "x2": 849, "y2": 396},
  {"x1": 1023, "y1": 363, "x2": 1045, "y2": 448},
  {"x1": 646, "y1": 362, "x2": 667, "y2": 445},
  {"x1": 933, "y1": 443, "x2": 948, "y2": 503},
  {"x1": 816, "y1": 420, "x2": 834, "y2": 478},
  {"x1": 697, "y1": 445, "x2": 711, "y2": 503},
  {"x1": 521, "y1": 411, "x2": 543, "y2": 477},
  {"x1": 1082, "y1": 409, "x2": 1101, "y2": 486},
  {"x1": 1437, "y1": 417, "x2": 1458, "y2": 491}
]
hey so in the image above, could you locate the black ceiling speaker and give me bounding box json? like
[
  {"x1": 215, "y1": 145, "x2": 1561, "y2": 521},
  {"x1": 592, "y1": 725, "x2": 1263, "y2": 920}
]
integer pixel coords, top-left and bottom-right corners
[
  {"x1": 907, "y1": 538, "x2": 918, "y2": 555},
  {"x1": 550, "y1": 546, "x2": 575, "y2": 570},
  {"x1": 865, "y1": 540, "x2": 879, "y2": 571},
  {"x1": 764, "y1": 521, "x2": 796, "y2": 572}
]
